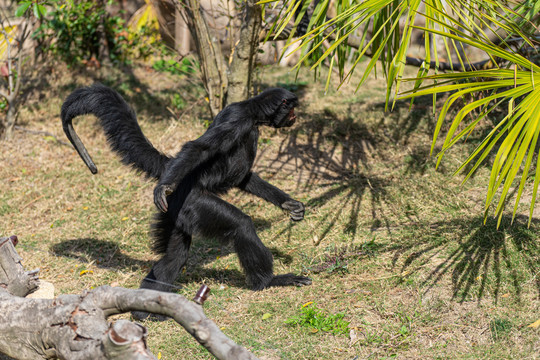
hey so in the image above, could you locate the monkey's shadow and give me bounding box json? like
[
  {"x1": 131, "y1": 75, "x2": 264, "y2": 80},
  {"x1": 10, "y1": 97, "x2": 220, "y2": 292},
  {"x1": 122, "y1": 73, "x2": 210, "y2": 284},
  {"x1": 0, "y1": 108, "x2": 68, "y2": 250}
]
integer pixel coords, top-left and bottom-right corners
[{"x1": 51, "y1": 221, "x2": 293, "y2": 290}]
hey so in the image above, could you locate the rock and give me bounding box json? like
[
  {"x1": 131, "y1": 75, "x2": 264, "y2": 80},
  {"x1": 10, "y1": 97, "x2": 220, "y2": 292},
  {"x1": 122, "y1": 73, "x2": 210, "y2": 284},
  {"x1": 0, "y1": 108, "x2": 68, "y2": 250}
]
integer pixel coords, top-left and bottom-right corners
[{"x1": 26, "y1": 280, "x2": 55, "y2": 299}]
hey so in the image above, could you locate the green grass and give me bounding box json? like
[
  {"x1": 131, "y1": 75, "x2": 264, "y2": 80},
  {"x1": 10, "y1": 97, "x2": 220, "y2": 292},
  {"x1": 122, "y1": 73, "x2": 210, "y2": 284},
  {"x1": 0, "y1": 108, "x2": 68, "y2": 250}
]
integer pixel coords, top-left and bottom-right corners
[
  {"x1": 0, "y1": 63, "x2": 538, "y2": 359},
  {"x1": 489, "y1": 318, "x2": 513, "y2": 341},
  {"x1": 285, "y1": 303, "x2": 350, "y2": 335}
]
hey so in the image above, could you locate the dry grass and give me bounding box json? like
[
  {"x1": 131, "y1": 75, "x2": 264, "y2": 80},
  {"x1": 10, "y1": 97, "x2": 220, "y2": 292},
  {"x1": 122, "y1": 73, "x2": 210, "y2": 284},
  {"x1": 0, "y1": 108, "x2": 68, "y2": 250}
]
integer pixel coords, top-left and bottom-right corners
[{"x1": 0, "y1": 62, "x2": 538, "y2": 359}]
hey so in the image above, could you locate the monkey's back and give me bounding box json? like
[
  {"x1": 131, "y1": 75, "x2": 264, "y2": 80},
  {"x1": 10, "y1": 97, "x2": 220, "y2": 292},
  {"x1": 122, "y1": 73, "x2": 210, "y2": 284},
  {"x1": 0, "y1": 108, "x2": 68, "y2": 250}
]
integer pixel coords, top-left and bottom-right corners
[{"x1": 193, "y1": 128, "x2": 259, "y2": 194}]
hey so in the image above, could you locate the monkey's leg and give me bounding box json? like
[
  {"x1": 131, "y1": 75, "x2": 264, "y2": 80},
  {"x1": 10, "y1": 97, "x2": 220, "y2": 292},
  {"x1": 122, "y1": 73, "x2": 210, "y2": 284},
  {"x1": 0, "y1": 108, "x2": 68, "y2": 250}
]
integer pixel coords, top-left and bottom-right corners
[
  {"x1": 132, "y1": 224, "x2": 191, "y2": 320},
  {"x1": 191, "y1": 192, "x2": 311, "y2": 290}
]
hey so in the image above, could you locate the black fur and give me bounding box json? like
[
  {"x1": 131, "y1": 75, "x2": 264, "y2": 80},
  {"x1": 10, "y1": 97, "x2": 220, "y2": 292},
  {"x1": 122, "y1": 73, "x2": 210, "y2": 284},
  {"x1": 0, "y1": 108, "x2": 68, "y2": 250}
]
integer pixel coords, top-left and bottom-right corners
[
  {"x1": 61, "y1": 84, "x2": 169, "y2": 179},
  {"x1": 61, "y1": 84, "x2": 311, "y2": 318}
]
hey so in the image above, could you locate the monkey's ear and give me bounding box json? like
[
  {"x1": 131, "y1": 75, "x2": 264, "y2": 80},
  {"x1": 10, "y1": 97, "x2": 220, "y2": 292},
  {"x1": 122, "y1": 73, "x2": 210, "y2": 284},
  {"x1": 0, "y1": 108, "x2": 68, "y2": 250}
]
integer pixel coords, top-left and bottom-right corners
[{"x1": 282, "y1": 99, "x2": 287, "y2": 104}]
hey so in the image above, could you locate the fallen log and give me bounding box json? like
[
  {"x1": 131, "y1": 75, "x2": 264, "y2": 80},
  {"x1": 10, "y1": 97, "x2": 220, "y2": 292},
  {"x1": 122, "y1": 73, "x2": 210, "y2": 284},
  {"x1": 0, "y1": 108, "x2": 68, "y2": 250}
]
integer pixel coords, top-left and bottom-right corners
[{"x1": 0, "y1": 235, "x2": 258, "y2": 360}]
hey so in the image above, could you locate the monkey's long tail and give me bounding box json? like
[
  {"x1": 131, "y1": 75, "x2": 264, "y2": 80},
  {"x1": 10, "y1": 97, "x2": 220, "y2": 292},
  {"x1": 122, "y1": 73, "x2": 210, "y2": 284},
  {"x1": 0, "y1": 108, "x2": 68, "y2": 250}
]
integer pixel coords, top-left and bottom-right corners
[{"x1": 61, "y1": 83, "x2": 169, "y2": 179}]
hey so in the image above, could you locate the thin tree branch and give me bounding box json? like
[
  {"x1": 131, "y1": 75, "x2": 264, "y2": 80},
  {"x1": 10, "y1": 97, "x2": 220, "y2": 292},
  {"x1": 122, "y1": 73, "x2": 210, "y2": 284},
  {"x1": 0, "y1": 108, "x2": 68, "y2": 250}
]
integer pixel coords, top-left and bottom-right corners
[{"x1": 95, "y1": 287, "x2": 259, "y2": 360}]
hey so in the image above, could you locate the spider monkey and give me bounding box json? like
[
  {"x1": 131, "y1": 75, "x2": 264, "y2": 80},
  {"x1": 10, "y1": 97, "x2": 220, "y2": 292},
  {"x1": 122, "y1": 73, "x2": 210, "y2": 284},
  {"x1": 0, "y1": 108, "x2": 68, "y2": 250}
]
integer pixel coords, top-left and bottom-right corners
[{"x1": 61, "y1": 84, "x2": 311, "y2": 318}]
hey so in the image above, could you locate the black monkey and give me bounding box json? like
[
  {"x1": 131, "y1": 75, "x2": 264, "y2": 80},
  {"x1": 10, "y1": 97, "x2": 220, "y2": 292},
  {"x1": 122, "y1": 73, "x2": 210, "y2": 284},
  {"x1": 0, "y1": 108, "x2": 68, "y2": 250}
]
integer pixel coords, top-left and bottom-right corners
[{"x1": 61, "y1": 84, "x2": 311, "y2": 315}]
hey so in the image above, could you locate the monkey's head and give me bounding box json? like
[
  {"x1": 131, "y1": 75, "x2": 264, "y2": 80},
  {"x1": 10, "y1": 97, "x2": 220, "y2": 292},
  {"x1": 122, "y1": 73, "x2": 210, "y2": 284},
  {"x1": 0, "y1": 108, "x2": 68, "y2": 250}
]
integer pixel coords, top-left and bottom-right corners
[{"x1": 254, "y1": 88, "x2": 299, "y2": 128}]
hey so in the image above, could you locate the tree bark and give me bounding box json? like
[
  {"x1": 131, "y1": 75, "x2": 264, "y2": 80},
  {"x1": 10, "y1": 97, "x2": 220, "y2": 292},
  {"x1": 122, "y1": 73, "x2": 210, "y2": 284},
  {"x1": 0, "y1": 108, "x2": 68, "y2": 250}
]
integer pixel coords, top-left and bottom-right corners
[
  {"x1": 2, "y1": 97, "x2": 18, "y2": 140},
  {"x1": 0, "y1": 236, "x2": 38, "y2": 297},
  {"x1": 226, "y1": 1, "x2": 263, "y2": 105},
  {"x1": 0, "y1": 236, "x2": 259, "y2": 360},
  {"x1": 174, "y1": 7, "x2": 190, "y2": 56},
  {"x1": 177, "y1": 1, "x2": 228, "y2": 118},
  {"x1": 0, "y1": 20, "x2": 26, "y2": 140},
  {"x1": 96, "y1": 0, "x2": 112, "y2": 66}
]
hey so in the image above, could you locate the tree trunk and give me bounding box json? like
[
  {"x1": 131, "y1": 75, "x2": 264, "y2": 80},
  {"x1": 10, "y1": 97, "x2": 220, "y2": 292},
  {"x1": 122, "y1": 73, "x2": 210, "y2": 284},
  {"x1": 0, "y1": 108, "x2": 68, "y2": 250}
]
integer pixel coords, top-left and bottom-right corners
[
  {"x1": 97, "y1": 0, "x2": 112, "y2": 66},
  {"x1": 2, "y1": 98, "x2": 18, "y2": 140},
  {"x1": 226, "y1": 0, "x2": 262, "y2": 105},
  {"x1": 177, "y1": 1, "x2": 228, "y2": 118},
  {"x1": 175, "y1": 7, "x2": 190, "y2": 56}
]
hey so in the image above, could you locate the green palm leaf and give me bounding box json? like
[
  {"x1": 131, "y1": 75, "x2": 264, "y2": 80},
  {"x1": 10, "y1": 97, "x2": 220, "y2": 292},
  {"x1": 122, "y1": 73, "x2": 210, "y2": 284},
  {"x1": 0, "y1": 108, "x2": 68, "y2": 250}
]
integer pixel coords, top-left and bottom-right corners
[{"x1": 263, "y1": 0, "x2": 540, "y2": 224}]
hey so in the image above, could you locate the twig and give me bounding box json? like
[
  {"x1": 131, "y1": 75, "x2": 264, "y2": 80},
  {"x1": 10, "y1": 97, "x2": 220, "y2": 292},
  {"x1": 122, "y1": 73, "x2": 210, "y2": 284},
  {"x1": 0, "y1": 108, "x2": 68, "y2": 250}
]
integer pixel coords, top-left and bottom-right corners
[{"x1": 19, "y1": 194, "x2": 45, "y2": 211}]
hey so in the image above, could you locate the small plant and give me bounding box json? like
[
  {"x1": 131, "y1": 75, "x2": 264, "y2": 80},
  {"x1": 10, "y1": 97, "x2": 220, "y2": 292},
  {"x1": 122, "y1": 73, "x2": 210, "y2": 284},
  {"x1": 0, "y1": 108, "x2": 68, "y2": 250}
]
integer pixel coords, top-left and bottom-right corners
[
  {"x1": 0, "y1": 98, "x2": 7, "y2": 111},
  {"x1": 171, "y1": 93, "x2": 186, "y2": 111},
  {"x1": 152, "y1": 57, "x2": 198, "y2": 76},
  {"x1": 490, "y1": 318, "x2": 513, "y2": 341},
  {"x1": 33, "y1": 0, "x2": 148, "y2": 66},
  {"x1": 285, "y1": 303, "x2": 350, "y2": 335},
  {"x1": 15, "y1": 0, "x2": 50, "y2": 18}
]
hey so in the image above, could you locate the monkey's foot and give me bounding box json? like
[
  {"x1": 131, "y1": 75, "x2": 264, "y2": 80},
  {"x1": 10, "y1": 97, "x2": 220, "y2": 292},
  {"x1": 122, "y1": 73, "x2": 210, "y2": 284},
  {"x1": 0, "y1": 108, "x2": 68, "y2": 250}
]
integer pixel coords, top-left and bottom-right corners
[{"x1": 268, "y1": 273, "x2": 312, "y2": 287}]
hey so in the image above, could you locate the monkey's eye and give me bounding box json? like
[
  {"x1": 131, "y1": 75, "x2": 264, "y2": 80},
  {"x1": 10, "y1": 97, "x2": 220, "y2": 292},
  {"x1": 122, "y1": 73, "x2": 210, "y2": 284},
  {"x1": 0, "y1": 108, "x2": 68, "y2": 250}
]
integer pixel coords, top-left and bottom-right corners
[{"x1": 282, "y1": 99, "x2": 287, "y2": 104}]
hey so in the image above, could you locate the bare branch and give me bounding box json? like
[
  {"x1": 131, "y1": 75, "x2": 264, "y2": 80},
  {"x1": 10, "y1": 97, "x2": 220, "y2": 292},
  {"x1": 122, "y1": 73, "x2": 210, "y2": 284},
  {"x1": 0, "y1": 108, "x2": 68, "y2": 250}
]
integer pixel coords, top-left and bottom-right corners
[
  {"x1": 0, "y1": 236, "x2": 259, "y2": 360},
  {"x1": 94, "y1": 286, "x2": 259, "y2": 360},
  {"x1": 11, "y1": 40, "x2": 22, "y2": 101}
]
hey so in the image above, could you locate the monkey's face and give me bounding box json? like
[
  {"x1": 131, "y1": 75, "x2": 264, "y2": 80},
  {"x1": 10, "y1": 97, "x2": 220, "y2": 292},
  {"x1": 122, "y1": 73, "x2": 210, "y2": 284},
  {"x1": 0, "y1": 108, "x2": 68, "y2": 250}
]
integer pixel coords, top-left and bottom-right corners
[
  {"x1": 256, "y1": 88, "x2": 299, "y2": 128},
  {"x1": 278, "y1": 98, "x2": 299, "y2": 127},
  {"x1": 272, "y1": 90, "x2": 299, "y2": 128}
]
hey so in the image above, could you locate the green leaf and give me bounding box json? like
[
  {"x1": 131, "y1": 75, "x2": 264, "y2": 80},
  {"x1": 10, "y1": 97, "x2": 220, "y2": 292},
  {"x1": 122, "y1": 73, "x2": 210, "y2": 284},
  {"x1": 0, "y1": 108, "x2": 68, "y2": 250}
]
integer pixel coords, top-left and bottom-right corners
[
  {"x1": 33, "y1": 4, "x2": 40, "y2": 18},
  {"x1": 37, "y1": 5, "x2": 47, "y2": 19},
  {"x1": 15, "y1": 2, "x2": 31, "y2": 17}
]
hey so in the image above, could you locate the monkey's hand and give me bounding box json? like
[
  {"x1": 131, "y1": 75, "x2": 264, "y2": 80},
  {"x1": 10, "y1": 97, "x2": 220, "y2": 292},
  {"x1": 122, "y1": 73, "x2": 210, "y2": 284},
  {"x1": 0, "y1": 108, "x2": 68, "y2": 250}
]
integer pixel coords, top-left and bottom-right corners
[
  {"x1": 154, "y1": 184, "x2": 174, "y2": 213},
  {"x1": 282, "y1": 200, "x2": 305, "y2": 221}
]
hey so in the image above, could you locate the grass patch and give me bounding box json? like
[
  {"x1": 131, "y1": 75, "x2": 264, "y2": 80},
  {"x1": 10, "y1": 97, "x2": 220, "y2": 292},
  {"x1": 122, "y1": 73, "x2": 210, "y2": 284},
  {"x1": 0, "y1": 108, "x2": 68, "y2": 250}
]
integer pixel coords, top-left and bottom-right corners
[
  {"x1": 489, "y1": 318, "x2": 513, "y2": 341},
  {"x1": 0, "y1": 201, "x2": 11, "y2": 216},
  {"x1": 285, "y1": 303, "x2": 350, "y2": 335}
]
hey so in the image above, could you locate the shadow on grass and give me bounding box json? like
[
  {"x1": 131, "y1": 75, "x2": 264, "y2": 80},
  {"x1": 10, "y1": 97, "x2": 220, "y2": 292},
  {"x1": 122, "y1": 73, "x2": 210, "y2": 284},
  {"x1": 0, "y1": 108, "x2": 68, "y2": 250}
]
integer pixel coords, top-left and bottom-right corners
[
  {"x1": 51, "y1": 236, "x2": 294, "y2": 290},
  {"x1": 256, "y1": 90, "x2": 537, "y2": 304},
  {"x1": 51, "y1": 238, "x2": 152, "y2": 270},
  {"x1": 257, "y1": 95, "x2": 440, "y2": 243},
  {"x1": 390, "y1": 215, "x2": 539, "y2": 302},
  {"x1": 372, "y1": 94, "x2": 438, "y2": 145}
]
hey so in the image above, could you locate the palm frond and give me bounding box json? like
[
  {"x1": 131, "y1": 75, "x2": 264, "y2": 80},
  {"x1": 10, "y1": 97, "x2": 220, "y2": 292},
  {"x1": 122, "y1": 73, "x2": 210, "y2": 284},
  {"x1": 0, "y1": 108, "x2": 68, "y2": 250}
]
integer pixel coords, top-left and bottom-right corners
[{"x1": 262, "y1": 0, "x2": 540, "y2": 224}]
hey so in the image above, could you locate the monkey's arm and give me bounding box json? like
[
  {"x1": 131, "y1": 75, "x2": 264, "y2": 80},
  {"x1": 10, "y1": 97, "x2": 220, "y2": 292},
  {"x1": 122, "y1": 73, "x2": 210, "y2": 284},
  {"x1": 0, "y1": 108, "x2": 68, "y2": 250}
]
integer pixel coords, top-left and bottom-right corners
[
  {"x1": 238, "y1": 172, "x2": 305, "y2": 221},
  {"x1": 154, "y1": 120, "x2": 249, "y2": 212}
]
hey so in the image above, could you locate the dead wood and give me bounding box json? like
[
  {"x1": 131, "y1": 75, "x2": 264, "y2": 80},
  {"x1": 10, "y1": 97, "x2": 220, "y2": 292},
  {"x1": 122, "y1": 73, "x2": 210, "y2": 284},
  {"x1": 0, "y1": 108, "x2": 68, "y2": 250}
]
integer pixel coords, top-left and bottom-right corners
[{"x1": 0, "y1": 236, "x2": 259, "y2": 360}]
